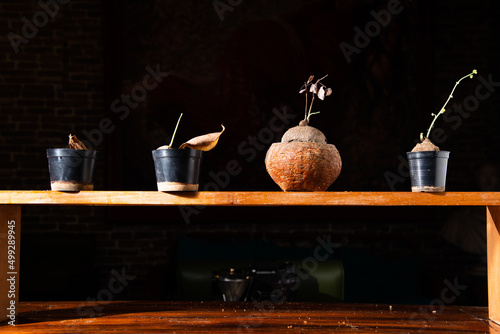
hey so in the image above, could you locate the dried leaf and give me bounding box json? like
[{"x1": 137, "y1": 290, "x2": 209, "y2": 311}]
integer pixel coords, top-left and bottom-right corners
[
  {"x1": 299, "y1": 88, "x2": 307, "y2": 94},
  {"x1": 307, "y1": 75, "x2": 314, "y2": 84},
  {"x1": 68, "y1": 134, "x2": 87, "y2": 150},
  {"x1": 179, "y1": 124, "x2": 225, "y2": 151},
  {"x1": 309, "y1": 83, "x2": 318, "y2": 94},
  {"x1": 325, "y1": 88, "x2": 333, "y2": 96},
  {"x1": 318, "y1": 86, "x2": 326, "y2": 100}
]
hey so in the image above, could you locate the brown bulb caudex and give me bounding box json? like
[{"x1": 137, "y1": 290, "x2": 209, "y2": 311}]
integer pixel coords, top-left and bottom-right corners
[
  {"x1": 411, "y1": 138, "x2": 439, "y2": 152},
  {"x1": 265, "y1": 120, "x2": 341, "y2": 191},
  {"x1": 265, "y1": 74, "x2": 342, "y2": 191},
  {"x1": 281, "y1": 120, "x2": 326, "y2": 144}
]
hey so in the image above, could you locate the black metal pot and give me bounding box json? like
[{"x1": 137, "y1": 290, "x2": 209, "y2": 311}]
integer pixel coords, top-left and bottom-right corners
[
  {"x1": 407, "y1": 151, "x2": 450, "y2": 192},
  {"x1": 152, "y1": 148, "x2": 203, "y2": 191},
  {"x1": 213, "y1": 268, "x2": 253, "y2": 302},
  {"x1": 46, "y1": 148, "x2": 97, "y2": 191}
]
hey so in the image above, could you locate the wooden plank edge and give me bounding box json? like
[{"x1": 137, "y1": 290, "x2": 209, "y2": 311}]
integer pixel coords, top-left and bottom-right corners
[
  {"x1": 231, "y1": 192, "x2": 500, "y2": 206},
  {"x1": 0, "y1": 191, "x2": 234, "y2": 206},
  {"x1": 0, "y1": 191, "x2": 498, "y2": 206},
  {"x1": 487, "y1": 206, "x2": 500, "y2": 325},
  {"x1": 0, "y1": 205, "x2": 20, "y2": 324}
]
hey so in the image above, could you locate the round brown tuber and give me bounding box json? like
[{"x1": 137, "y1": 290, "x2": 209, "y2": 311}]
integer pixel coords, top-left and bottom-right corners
[
  {"x1": 281, "y1": 120, "x2": 327, "y2": 144},
  {"x1": 411, "y1": 138, "x2": 440, "y2": 152}
]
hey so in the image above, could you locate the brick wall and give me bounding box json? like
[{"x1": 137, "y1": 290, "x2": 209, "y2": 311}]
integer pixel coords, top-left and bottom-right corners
[
  {"x1": 429, "y1": 0, "x2": 500, "y2": 190},
  {"x1": 0, "y1": 0, "x2": 105, "y2": 188},
  {"x1": 0, "y1": 0, "x2": 497, "y2": 305},
  {"x1": 0, "y1": 0, "x2": 109, "y2": 298}
]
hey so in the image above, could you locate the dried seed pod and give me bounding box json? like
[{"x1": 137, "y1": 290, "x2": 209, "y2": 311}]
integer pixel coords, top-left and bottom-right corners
[
  {"x1": 309, "y1": 83, "x2": 318, "y2": 94},
  {"x1": 318, "y1": 86, "x2": 326, "y2": 100},
  {"x1": 179, "y1": 124, "x2": 225, "y2": 151},
  {"x1": 68, "y1": 134, "x2": 87, "y2": 150}
]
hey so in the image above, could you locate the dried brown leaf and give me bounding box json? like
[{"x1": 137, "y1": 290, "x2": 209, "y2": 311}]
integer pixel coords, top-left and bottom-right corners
[
  {"x1": 68, "y1": 134, "x2": 87, "y2": 150},
  {"x1": 307, "y1": 75, "x2": 314, "y2": 84},
  {"x1": 179, "y1": 124, "x2": 225, "y2": 151},
  {"x1": 325, "y1": 88, "x2": 333, "y2": 96}
]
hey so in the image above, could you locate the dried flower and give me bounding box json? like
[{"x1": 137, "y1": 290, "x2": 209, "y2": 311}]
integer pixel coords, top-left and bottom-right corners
[{"x1": 299, "y1": 74, "x2": 333, "y2": 123}]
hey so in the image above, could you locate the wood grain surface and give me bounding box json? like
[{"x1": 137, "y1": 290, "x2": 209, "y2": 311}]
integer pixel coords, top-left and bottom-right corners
[
  {"x1": 0, "y1": 301, "x2": 498, "y2": 333},
  {"x1": 0, "y1": 191, "x2": 498, "y2": 206},
  {"x1": 488, "y1": 206, "x2": 500, "y2": 325}
]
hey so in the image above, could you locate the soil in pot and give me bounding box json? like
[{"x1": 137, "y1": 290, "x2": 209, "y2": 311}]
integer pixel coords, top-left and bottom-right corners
[
  {"x1": 47, "y1": 148, "x2": 98, "y2": 191},
  {"x1": 152, "y1": 148, "x2": 203, "y2": 191}
]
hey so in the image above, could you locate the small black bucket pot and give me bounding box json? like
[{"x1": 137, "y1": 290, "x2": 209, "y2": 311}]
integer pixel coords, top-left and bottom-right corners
[
  {"x1": 407, "y1": 151, "x2": 450, "y2": 192},
  {"x1": 46, "y1": 148, "x2": 98, "y2": 191},
  {"x1": 152, "y1": 148, "x2": 203, "y2": 191}
]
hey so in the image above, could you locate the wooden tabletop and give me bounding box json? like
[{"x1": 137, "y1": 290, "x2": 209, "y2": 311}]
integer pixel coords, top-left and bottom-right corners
[
  {"x1": 1, "y1": 301, "x2": 498, "y2": 333},
  {"x1": 0, "y1": 191, "x2": 499, "y2": 206}
]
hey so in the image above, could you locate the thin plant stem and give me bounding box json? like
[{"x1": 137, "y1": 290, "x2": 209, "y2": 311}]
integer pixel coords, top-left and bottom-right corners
[
  {"x1": 424, "y1": 70, "x2": 476, "y2": 139},
  {"x1": 316, "y1": 74, "x2": 329, "y2": 82},
  {"x1": 307, "y1": 94, "x2": 316, "y2": 120},
  {"x1": 307, "y1": 111, "x2": 320, "y2": 122},
  {"x1": 169, "y1": 113, "x2": 183, "y2": 147},
  {"x1": 307, "y1": 74, "x2": 328, "y2": 121},
  {"x1": 305, "y1": 90, "x2": 308, "y2": 120},
  {"x1": 301, "y1": 74, "x2": 330, "y2": 122}
]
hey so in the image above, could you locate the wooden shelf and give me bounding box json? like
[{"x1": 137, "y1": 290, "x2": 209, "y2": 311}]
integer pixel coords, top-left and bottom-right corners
[
  {"x1": 10, "y1": 301, "x2": 500, "y2": 333},
  {"x1": 1, "y1": 191, "x2": 499, "y2": 326},
  {"x1": 0, "y1": 191, "x2": 499, "y2": 206}
]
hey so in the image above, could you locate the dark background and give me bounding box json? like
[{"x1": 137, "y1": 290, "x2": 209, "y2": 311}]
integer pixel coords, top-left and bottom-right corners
[{"x1": 1, "y1": 0, "x2": 499, "y2": 305}]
